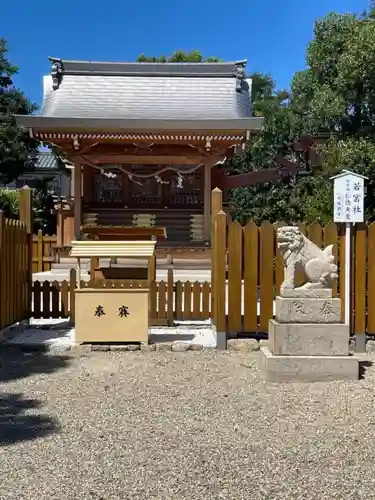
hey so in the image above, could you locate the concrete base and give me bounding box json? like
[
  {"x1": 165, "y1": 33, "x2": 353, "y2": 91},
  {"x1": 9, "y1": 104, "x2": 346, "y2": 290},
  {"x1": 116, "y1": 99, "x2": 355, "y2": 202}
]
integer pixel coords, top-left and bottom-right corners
[
  {"x1": 259, "y1": 347, "x2": 359, "y2": 382},
  {"x1": 4, "y1": 318, "x2": 217, "y2": 350},
  {"x1": 216, "y1": 331, "x2": 227, "y2": 350},
  {"x1": 269, "y1": 320, "x2": 350, "y2": 356}
]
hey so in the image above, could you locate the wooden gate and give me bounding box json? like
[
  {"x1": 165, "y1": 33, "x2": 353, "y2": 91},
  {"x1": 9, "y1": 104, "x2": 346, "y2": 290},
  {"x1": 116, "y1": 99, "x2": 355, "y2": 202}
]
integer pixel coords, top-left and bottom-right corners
[{"x1": 0, "y1": 188, "x2": 33, "y2": 331}]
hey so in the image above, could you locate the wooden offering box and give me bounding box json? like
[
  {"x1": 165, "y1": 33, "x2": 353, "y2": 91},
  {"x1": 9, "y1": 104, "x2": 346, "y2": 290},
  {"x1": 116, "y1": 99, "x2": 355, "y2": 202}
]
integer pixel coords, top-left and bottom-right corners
[
  {"x1": 70, "y1": 240, "x2": 156, "y2": 343},
  {"x1": 75, "y1": 288, "x2": 149, "y2": 343}
]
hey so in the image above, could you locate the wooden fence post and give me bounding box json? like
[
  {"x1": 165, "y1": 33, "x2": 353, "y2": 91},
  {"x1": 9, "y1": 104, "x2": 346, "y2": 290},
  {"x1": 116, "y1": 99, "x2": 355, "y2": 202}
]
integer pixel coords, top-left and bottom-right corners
[
  {"x1": 228, "y1": 221, "x2": 243, "y2": 333},
  {"x1": 19, "y1": 187, "x2": 33, "y2": 321},
  {"x1": 19, "y1": 186, "x2": 33, "y2": 234},
  {"x1": 213, "y1": 211, "x2": 227, "y2": 349},
  {"x1": 69, "y1": 268, "x2": 76, "y2": 323},
  {"x1": 0, "y1": 210, "x2": 3, "y2": 250},
  {"x1": 37, "y1": 230, "x2": 43, "y2": 272},
  {"x1": 167, "y1": 268, "x2": 174, "y2": 326},
  {"x1": 354, "y1": 223, "x2": 367, "y2": 351},
  {"x1": 149, "y1": 253, "x2": 156, "y2": 283},
  {"x1": 259, "y1": 222, "x2": 274, "y2": 333},
  {"x1": 211, "y1": 187, "x2": 223, "y2": 245},
  {"x1": 0, "y1": 211, "x2": 4, "y2": 330},
  {"x1": 243, "y1": 221, "x2": 258, "y2": 333},
  {"x1": 368, "y1": 223, "x2": 375, "y2": 334},
  {"x1": 211, "y1": 188, "x2": 223, "y2": 324}
]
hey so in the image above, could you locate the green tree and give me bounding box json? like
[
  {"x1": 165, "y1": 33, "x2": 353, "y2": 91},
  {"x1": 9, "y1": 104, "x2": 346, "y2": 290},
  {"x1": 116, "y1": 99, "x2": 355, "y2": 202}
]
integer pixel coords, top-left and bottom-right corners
[
  {"x1": 232, "y1": 8, "x2": 375, "y2": 224},
  {"x1": 137, "y1": 50, "x2": 222, "y2": 63},
  {"x1": 290, "y1": 10, "x2": 375, "y2": 221},
  {"x1": 230, "y1": 73, "x2": 308, "y2": 224},
  {"x1": 0, "y1": 38, "x2": 39, "y2": 184}
]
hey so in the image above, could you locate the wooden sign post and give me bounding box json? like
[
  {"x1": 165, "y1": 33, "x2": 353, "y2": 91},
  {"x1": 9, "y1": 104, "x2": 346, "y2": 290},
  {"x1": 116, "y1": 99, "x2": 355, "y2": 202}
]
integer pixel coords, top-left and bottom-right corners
[{"x1": 331, "y1": 170, "x2": 367, "y2": 352}]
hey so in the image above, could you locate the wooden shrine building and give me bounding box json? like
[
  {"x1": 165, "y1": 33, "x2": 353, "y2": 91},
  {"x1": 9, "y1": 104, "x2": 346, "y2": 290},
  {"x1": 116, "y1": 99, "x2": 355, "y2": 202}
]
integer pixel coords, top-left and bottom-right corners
[{"x1": 17, "y1": 57, "x2": 263, "y2": 250}]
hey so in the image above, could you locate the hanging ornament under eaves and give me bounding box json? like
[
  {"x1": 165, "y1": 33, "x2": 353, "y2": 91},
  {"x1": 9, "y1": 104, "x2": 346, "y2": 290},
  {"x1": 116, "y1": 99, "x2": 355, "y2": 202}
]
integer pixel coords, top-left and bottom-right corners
[
  {"x1": 155, "y1": 175, "x2": 169, "y2": 185},
  {"x1": 176, "y1": 172, "x2": 184, "y2": 189},
  {"x1": 128, "y1": 174, "x2": 143, "y2": 186},
  {"x1": 100, "y1": 168, "x2": 117, "y2": 179}
]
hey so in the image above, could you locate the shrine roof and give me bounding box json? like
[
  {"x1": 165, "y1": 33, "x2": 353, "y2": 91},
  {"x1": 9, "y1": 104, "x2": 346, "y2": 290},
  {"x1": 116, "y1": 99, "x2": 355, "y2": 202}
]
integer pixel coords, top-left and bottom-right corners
[
  {"x1": 34, "y1": 151, "x2": 58, "y2": 170},
  {"x1": 16, "y1": 57, "x2": 262, "y2": 132}
]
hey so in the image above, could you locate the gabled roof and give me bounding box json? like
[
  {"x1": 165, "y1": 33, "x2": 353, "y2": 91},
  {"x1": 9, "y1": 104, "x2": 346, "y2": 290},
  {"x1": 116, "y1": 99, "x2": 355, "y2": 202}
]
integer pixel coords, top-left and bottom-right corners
[
  {"x1": 40, "y1": 57, "x2": 252, "y2": 122},
  {"x1": 330, "y1": 169, "x2": 368, "y2": 180},
  {"x1": 34, "y1": 151, "x2": 59, "y2": 170},
  {"x1": 16, "y1": 57, "x2": 264, "y2": 134}
]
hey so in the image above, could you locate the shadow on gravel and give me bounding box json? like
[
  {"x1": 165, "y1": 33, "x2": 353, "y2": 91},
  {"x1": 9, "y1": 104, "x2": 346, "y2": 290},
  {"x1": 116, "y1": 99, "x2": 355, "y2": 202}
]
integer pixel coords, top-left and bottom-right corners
[
  {"x1": 0, "y1": 350, "x2": 71, "y2": 445},
  {"x1": 0, "y1": 392, "x2": 58, "y2": 446},
  {"x1": 359, "y1": 360, "x2": 373, "y2": 380},
  {"x1": 0, "y1": 349, "x2": 71, "y2": 383}
]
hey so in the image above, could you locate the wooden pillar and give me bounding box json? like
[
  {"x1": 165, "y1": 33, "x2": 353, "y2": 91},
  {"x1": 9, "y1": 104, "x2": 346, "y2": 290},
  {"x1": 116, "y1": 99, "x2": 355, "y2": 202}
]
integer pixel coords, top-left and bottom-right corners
[
  {"x1": 90, "y1": 257, "x2": 99, "y2": 278},
  {"x1": 203, "y1": 164, "x2": 211, "y2": 242},
  {"x1": 211, "y1": 187, "x2": 223, "y2": 245},
  {"x1": 161, "y1": 167, "x2": 171, "y2": 207},
  {"x1": 82, "y1": 165, "x2": 95, "y2": 204},
  {"x1": 19, "y1": 186, "x2": 33, "y2": 321},
  {"x1": 56, "y1": 202, "x2": 64, "y2": 247},
  {"x1": 213, "y1": 211, "x2": 227, "y2": 348},
  {"x1": 210, "y1": 187, "x2": 223, "y2": 331},
  {"x1": 19, "y1": 186, "x2": 33, "y2": 234},
  {"x1": 122, "y1": 170, "x2": 130, "y2": 207},
  {"x1": 73, "y1": 164, "x2": 82, "y2": 240},
  {"x1": 69, "y1": 167, "x2": 75, "y2": 197},
  {"x1": 0, "y1": 211, "x2": 3, "y2": 330}
]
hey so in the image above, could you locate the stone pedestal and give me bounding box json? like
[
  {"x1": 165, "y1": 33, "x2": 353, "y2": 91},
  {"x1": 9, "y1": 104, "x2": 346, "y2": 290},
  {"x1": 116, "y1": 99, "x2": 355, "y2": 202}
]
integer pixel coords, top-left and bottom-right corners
[
  {"x1": 260, "y1": 293, "x2": 359, "y2": 382},
  {"x1": 275, "y1": 296, "x2": 341, "y2": 323}
]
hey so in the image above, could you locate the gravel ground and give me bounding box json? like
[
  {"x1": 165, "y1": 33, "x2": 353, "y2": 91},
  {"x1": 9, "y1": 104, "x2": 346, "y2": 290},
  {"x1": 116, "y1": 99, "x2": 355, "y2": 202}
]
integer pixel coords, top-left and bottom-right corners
[{"x1": 1, "y1": 350, "x2": 375, "y2": 500}]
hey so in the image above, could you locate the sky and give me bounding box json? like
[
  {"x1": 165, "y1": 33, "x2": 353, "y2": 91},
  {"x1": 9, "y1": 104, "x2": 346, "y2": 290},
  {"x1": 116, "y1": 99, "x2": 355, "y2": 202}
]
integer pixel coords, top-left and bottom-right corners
[{"x1": 1, "y1": 0, "x2": 370, "y2": 110}]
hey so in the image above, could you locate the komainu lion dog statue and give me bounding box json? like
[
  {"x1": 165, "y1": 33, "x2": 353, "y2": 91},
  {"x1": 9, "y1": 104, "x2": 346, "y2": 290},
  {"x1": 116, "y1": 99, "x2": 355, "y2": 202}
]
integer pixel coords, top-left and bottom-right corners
[{"x1": 277, "y1": 226, "x2": 338, "y2": 291}]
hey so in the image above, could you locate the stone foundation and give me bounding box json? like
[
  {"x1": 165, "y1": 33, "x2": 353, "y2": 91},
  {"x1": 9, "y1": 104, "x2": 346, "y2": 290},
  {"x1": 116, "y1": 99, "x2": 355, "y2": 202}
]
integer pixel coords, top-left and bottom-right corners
[
  {"x1": 268, "y1": 320, "x2": 349, "y2": 356},
  {"x1": 259, "y1": 295, "x2": 359, "y2": 383},
  {"x1": 260, "y1": 346, "x2": 359, "y2": 382}
]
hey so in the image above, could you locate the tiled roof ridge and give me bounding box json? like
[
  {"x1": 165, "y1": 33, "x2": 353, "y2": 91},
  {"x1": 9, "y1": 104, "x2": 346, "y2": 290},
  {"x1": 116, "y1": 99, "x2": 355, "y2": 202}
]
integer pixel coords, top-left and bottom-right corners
[{"x1": 49, "y1": 57, "x2": 247, "y2": 91}]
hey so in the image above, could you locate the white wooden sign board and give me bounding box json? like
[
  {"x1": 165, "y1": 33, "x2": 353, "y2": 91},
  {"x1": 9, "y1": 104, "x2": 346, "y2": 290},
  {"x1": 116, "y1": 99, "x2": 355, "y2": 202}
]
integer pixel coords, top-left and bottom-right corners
[{"x1": 332, "y1": 171, "x2": 365, "y2": 224}]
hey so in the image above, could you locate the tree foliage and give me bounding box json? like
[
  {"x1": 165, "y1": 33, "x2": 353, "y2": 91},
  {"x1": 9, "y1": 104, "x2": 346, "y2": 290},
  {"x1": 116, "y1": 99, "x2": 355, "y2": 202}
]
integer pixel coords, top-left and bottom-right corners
[
  {"x1": 0, "y1": 188, "x2": 19, "y2": 218},
  {"x1": 137, "y1": 50, "x2": 222, "y2": 63},
  {"x1": 232, "y1": 8, "x2": 375, "y2": 224},
  {"x1": 293, "y1": 9, "x2": 375, "y2": 222},
  {"x1": 0, "y1": 38, "x2": 39, "y2": 184}
]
